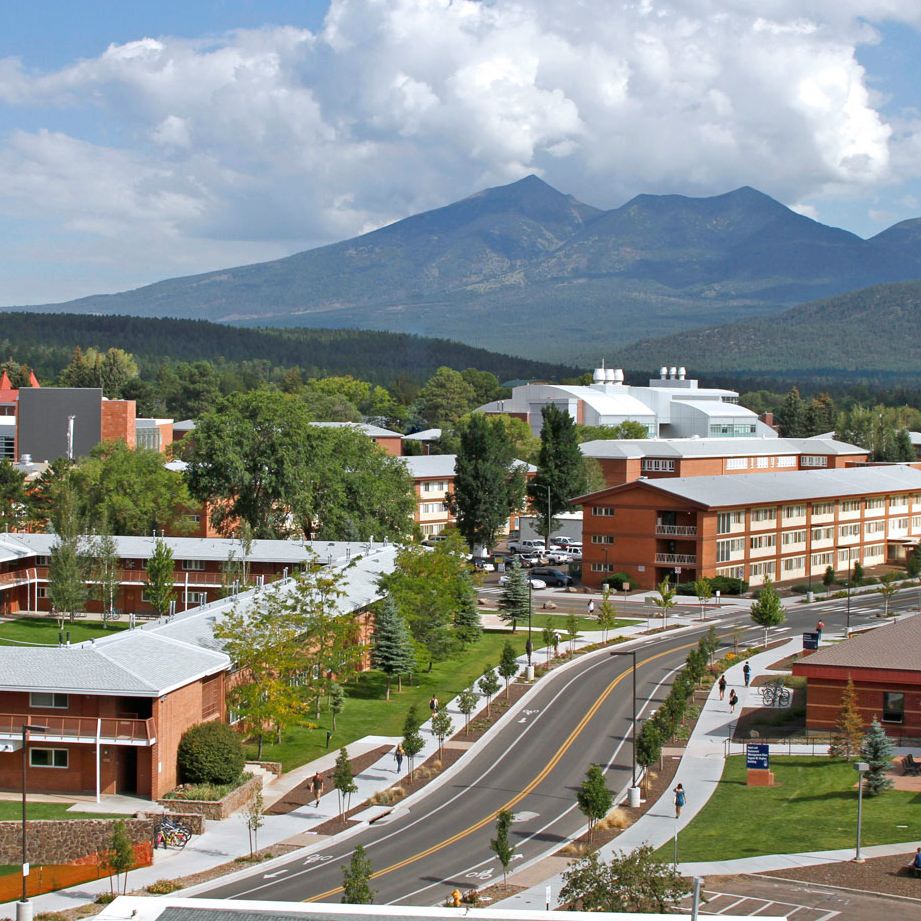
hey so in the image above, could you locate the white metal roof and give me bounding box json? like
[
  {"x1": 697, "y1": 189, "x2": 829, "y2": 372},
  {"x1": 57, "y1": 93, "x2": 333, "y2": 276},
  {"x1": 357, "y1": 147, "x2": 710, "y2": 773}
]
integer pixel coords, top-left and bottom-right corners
[
  {"x1": 402, "y1": 428, "x2": 441, "y2": 441},
  {"x1": 310, "y1": 422, "x2": 402, "y2": 439},
  {"x1": 580, "y1": 437, "x2": 868, "y2": 461},
  {"x1": 670, "y1": 399, "x2": 756, "y2": 418},
  {"x1": 627, "y1": 464, "x2": 921, "y2": 508},
  {"x1": 402, "y1": 454, "x2": 535, "y2": 479}
]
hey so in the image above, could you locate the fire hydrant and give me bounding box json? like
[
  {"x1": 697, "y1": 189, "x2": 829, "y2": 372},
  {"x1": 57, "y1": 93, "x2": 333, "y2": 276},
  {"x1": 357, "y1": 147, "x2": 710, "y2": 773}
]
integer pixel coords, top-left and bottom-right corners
[{"x1": 451, "y1": 889, "x2": 462, "y2": 907}]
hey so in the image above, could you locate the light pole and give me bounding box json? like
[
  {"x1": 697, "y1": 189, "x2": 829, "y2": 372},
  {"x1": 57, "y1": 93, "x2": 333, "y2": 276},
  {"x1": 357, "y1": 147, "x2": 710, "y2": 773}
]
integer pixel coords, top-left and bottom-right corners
[
  {"x1": 853, "y1": 761, "x2": 869, "y2": 862},
  {"x1": 19, "y1": 724, "x2": 47, "y2": 921},
  {"x1": 526, "y1": 578, "x2": 534, "y2": 680},
  {"x1": 610, "y1": 649, "x2": 641, "y2": 807}
]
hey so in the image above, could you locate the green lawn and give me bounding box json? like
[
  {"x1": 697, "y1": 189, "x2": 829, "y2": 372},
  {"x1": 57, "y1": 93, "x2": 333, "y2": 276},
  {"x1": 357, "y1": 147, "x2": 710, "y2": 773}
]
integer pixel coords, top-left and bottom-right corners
[
  {"x1": 532, "y1": 615, "x2": 639, "y2": 635},
  {"x1": 662, "y1": 756, "x2": 921, "y2": 862},
  {"x1": 247, "y1": 630, "x2": 532, "y2": 770},
  {"x1": 0, "y1": 802, "x2": 123, "y2": 820},
  {"x1": 0, "y1": 617, "x2": 129, "y2": 646}
]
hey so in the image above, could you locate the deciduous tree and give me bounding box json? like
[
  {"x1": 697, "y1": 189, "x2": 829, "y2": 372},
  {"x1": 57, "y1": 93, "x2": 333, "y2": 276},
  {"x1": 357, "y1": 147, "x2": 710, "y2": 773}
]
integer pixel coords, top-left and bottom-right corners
[
  {"x1": 829, "y1": 677, "x2": 864, "y2": 760},
  {"x1": 457, "y1": 688, "x2": 478, "y2": 735},
  {"x1": 498, "y1": 640, "x2": 519, "y2": 698},
  {"x1": 576, "y1": 764, "x2": 613, "y2": 841},
  {"x1": 333, "y1": 747, "x2": 357, "y2": 815},
  {"x1": 490, "y1": 809, "x2": 514, "y2": 883},
  {"x1": 145, "y1": 538, "x2": 176, "y2": 617},
  {"x1": 750, "y1": 577, "x2": 785, "y2": 646},
  {"x1": 341, "y1": 845, "x2": 374, "y2": 904},
  {"x1": 477, "y1": 667, "x2": 500, "y2": 716},
  {"x1": 431, "y1": 708, "x2": 454, "y2": 758}
]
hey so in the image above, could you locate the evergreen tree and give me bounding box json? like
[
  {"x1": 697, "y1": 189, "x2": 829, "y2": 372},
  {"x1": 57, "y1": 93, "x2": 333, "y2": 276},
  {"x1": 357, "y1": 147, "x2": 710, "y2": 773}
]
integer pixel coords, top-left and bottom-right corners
[
  {"x1": 457, "y1": 687, "x2": 478, "y2": 735},
  {"x1": 805, "y1": 392, "x2": 836, "y2": 435},
  {"x1": 416, "y1": 366, "x2": 477, "y2": 428},
  {"x1": 823, "y1": 565, "x2": 836, "y2": 590},
  {"x1": 370, "y1": 596, "x2": 416, "y2": 700},
  {"x1": 907, "y1": 549, "x2": 921, "y2": 578},
  {"x1": 893, "y1": 428, "x2": 914, "y2": 461},
  {"x1": 498, "y1": 640, "x2": 519, "y2": 698},
  {"x1": 341, "y1": 844, "x2": 374, "y2": 904},
  {"x1": 750, "y1": 577, "x2": 786, "y2": 646},
  {"x1": 829, "y1": 677, "x2": 864, "y2": 760},
  {"x1": 453, "y1": 588, "x2": 482, "y2": 645},
  {"x1": 145, "y1": 537, "x2": 176, "y2": 616},
  {"x1": 490, "y1": 809, "x2": 514, "y2": 884},
  {"x1": 860, "y1": 717, "x2": 894, "y2": 796},
  {"x1": 528, "y1": 404, "x2": 587, "y2": 549},
  {"x1": 0, "y1": 460, "x2": 28, "y2": 531},
  {"x1": 333, "y1": 747, "x2": 357, "y2": 815},
  {"x1": 477, "y1": 666, "x2": 500, "y2": 716},
  {"x1": 497, "y1": 561, "x2": 530, "y2": 633},
  {"x1": 851, "y1": 560, "x2": 864, "y2": 585},
  {"x1": 448, "y1": 413, "x2": 526, "y2": 553},
  {"x1": 777, "y1": 386, "x2": 806, "y2": 437},
  {"x1": 576, "y1": 763, "x2": 614, "y2": 842}
]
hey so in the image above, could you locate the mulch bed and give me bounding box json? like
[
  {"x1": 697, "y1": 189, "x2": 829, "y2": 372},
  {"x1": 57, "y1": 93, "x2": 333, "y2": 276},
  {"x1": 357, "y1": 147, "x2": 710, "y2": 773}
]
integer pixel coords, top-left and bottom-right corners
[
  {"x1": 457, "y1": 683, "x2": 531, "y2": 742},
  {"x1": 266, "y1": 745, "x2": 392, "y2": 814},
  {"x1": 468, "y1": 881, "x2": 527, "y2": 905},
  {"x1": 756, "y1": 852, "x2": 921, "y2": 900}
]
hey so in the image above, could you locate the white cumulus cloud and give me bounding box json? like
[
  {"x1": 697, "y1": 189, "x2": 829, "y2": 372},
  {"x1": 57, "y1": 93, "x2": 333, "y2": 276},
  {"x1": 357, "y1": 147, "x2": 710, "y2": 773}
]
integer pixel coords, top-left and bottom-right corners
[{"x1": 0, "y1": 0, "x2": 919, "y2": 302}]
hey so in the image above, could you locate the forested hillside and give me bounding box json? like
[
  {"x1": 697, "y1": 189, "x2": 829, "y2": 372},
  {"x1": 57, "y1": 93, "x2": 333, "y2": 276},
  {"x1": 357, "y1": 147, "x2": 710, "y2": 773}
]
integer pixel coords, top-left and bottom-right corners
[{"x1": 0, "y1": 312, "x2": 575, "y2": 385}]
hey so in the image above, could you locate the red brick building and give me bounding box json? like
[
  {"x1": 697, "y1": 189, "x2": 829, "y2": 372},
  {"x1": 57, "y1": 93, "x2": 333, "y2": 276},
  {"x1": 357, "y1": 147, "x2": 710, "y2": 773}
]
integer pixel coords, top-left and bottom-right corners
[
  {"x1": 793, "y1": 616, "x2": 921, "y2": 740},
  {"x1": 577, "y1": 465, "x2": 921, "y2": 590},
  {"x1": 0, "y1": 541, "x2": 395, "y2": 800}
]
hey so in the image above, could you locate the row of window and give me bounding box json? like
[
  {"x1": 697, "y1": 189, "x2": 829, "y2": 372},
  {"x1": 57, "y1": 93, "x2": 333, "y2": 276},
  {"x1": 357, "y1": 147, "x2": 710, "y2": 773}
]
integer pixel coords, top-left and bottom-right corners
[
  {"x1": 725, "y1": 455, "x2": 799, "y2": 470},
  {"x1": 718, "y1": 496, "x2": 921, "y2": 534},
  {"x1": 641, "y1": 459, "x2": 675, "y2": 472},
  {"x1": 721, "y1": 545, "x2": 887, "y2": 579}
]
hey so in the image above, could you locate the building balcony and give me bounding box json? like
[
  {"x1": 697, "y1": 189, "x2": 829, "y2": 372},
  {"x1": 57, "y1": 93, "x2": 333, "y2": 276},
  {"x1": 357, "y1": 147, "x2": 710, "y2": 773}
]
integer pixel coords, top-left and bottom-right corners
[
  {"x1": 31, "y1": 567, "x2": 277, "y2": 589},
  {"x1": 0, "y1": 714, "x2": 156, "y2": 747},
  {"x1": 655, "y1": 524, "x2": 697, "y2": 537},
  {"x1": 655, "y1": 552, "x2": 697, "y2": 565}
]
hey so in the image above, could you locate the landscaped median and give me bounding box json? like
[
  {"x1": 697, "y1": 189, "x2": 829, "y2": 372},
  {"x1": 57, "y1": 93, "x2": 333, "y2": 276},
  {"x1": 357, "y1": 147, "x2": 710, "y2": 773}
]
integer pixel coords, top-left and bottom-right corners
[{"x1": 657, "y1": 755, "x2": 921, "y2": 862}]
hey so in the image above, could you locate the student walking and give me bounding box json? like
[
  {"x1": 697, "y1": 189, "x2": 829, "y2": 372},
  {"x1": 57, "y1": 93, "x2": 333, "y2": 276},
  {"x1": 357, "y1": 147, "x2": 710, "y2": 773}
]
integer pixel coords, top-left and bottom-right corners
[
  {"x1": 718, "y1": 674, "x2": 727, "y2": 700},
  {"x1": 429, "y1": 695, "x2": 439, "y2": 713},
  {"x1": 728, "y1": 689, "x2": 738, "y2": 714},
  {"x1": 394, "y1": 743, "x2": 404, "y2": 773},
  {"x1": 816, "y1": 620, "x2": 824, "y2": 641},
  {"x1": 311, "y1": 771, "x2": 324, "y2": 807},
  {"x1": 587, "y1": 599, "x2": 595, "y2": 616},
  {"x1": 673, "y1": 783, "x2": 686, "y2": 818},
  {"x1": 742, "y1": 661, "x2": 751, "y2": 687}
]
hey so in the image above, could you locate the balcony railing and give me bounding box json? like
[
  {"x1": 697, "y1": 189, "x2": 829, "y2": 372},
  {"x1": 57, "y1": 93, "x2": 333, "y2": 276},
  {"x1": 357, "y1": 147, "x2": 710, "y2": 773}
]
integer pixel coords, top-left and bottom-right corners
[
  {"x1": 32, "y1": 567, "x2": 281, "y2": 588},
  {"x1": 0, "y1": 713, "x2": 156, "y2": 745},
  {"x1": 655, "y1": 552, "x2": 697, "y2": 565},
  {"x1": 655, "y1": 524, "x2": 697, "y2": 537}
]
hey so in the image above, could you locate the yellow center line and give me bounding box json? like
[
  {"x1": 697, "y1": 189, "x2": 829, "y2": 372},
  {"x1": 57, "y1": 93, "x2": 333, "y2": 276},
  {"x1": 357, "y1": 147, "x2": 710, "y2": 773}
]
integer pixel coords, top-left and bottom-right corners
[{"x1": 305, "y1": 640, "x2": 696, "y2": 902}]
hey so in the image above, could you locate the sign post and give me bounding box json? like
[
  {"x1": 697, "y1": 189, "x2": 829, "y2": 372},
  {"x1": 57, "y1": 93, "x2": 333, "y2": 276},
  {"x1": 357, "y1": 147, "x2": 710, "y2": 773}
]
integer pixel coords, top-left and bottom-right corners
[
  {"x1": 802, "y1": 632, "x2": 820, "y2": 653},
  {"x1": 746, "y1": 742, "x2": 774, "y2": 786}
]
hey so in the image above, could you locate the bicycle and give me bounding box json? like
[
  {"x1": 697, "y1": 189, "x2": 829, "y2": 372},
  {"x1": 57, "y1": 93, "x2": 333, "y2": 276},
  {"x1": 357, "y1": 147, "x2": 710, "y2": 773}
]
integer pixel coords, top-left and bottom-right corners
[
  {"x1": 760, "y1": 683, "x2": 791, "y2": 707},
  {"x1": 155, "y1": 817, "x2": 192, "y2": 849}
]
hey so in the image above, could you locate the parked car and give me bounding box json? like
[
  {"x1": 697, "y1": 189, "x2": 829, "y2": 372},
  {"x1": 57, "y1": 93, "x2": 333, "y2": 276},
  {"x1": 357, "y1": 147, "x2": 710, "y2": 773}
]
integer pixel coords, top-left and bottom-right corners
[
  {"x1": 498, "y1": 574, "x2": 547, "y2": 590},
  {"x1": 528, "y1": 567, "x2": 574, "y2": 587},
  {"x1": 546, "y1": 549, "x2": 573, "y2": 564},
  {"x1": 550, "y1": 536, "x2": 578, "y2": 547},
  {"x1": 518, "y1": 551, "x2": 543, "y2": 567},
  {"x1": 507, "y1": 538, "x2": 545, "y2": 554}
]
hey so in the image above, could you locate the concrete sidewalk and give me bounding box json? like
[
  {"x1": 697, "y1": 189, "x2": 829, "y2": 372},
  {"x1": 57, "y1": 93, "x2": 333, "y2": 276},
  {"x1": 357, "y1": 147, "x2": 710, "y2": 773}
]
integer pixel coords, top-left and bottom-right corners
[
  {"x1": 500, "y1": 634, "x2": 805, "y2": 911},
  {"x1": 24, "y1": 613, "x2": 727, "y2": 913}
]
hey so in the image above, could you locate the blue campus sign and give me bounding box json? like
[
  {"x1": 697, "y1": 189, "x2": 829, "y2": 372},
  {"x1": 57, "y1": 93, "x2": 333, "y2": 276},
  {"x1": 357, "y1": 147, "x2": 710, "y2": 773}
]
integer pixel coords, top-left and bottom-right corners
[
  {"x1": 803, "y1": 632, "x2": 820, "y2": 650},
  {"x1": 746, "y1": 743, "x2": 770, "y2": 770}
]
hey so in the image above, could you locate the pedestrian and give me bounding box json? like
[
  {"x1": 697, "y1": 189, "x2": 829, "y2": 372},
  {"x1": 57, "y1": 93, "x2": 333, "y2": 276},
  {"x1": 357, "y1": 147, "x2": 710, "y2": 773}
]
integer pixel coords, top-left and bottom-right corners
[
  {"x1": 718, "y1": 674, "x2": 727, "y2": 701},
  {"x1": 728, "y1": 689, "x2": 738, "y2": 714},
  {"x1": 673, "y1": 783, "x2": 686, "y2": 818},
  {"x1": 553, "y1": 633, "x2": 560, "y2": 656},
  {"x1": 429, "y1": 694, "x2": 439, "y2": 713},
  {"x1": 394, "y1": 743, "x2": 404, "y2": 773},
  {"x1": 908, "y1": 847, "x2": 921, "y2": 872},
  {"x1": 587, "y1": 599, "x2": 595, "y2": 616},
  {"x1": 311, "y1": 770, "x2": 324, "y2": 807},
  {"x1": 743, "y1": 661, "x2": 751, "y2": 687},
  {"x1": 816, "y1": 620, "x2": 824, "y2": 641}
]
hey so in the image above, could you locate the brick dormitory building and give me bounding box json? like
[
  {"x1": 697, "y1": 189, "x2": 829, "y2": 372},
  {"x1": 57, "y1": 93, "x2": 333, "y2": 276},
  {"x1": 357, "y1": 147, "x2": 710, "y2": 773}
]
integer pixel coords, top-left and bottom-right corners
[
  {"x1": 578, "y1": 465, "x2": 921, "y2": 590},
  {"x1": 0, "y1": 538, "x2": 396, "y2": 801}
]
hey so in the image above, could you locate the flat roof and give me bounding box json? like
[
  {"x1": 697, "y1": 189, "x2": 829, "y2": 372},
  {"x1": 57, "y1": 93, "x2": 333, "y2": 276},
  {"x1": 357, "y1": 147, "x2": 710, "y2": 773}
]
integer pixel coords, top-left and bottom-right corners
[
  {"x1": 794, "y1": 615, "x2": 921, "y2": 673},
  {"x1": 579, "y1": 437, "x2": 867, "y2": 461},
  {"x1": 576, "y1": 464, "x2": 921, "y2": 509},
  {"x1": 310, "y1": 421, "x2": 402, "y2": 438},
  {"x1": 402, "y1": 454, "x2": 536, "y2": 479}
]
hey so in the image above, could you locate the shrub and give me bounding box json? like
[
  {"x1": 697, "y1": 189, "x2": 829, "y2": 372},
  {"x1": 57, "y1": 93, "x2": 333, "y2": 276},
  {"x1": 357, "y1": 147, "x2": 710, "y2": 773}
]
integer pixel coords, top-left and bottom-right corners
[
  {"x1": 177, "y1": 721, "x2": 246, "y2": 785},
  {"x1": 790, "y1": 583, "x2": 811, "y2": 594},
  {"x1": 145, "y1": 880, "x2": 183, "y2": 895},
  {"x1": 94, "y1": 894, "x2": 117, "y2": 905},
  {"x1": 708, "y1": 575, "x2": 748, "y2": 595},
  {"x1": 162, "y1": 775, "x2": 249, "y2": 801},
  {"x1": 602, "y1": 572, "x2": 632, "y2": 590}
]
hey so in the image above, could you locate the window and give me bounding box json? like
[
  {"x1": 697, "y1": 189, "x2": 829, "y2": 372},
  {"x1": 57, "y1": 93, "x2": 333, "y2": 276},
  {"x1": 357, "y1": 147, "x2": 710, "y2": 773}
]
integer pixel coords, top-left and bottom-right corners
[
  {"x1": 783, "y1": 556, "x2": 805, "y2": 572},
  {"x1": 36, "y1": 586, "x2": 49, "y2": 599},
  {"x1": 716, "y1": 538, "x2": 744, "y2": 562},
  {"x1": 185, "y1": 514, "x2": 202, "y2": 525},
  {"x1": 838, "y1": 549, "x2": 855, "y2": 566},
  {"x1": 839, "y1": 523, "x2": 860, "y2": 538},
  {"x1": 751, "y1": 507, "x2": 776, "y2": 522},
  {"x1": 592, "y1": 506, "x2": 615, "y2": 517},
  {"x1": 708, "y1": 422, "x2": 757, "y2": 437},
  {"x1": 422, "y1": 480, "x2": 448, "y2": 493},
  {"x1": 865, "y1": 520, "x2": 885, "y2": 535},
  {"x1": 800, "y1": 455, "x2": 828, "y2": 467},
  {"x1": 913, "y1": 516, "x2": 921, "y2": 531},
  {"x1": 750, "y1": 561, "x2": 776, "y2": 577},
  {"x1": 775, "y1": 455, "x2": 797, "y2": 468},
  {"x1": 749, "y1": 534, "x2": 776, "y2": 550},
  {"x1": 716, "y1": 511, "x2": 743, "y2": 534},
  {"x1": 717, "y1": 565, "x2": 745, "y2": 580},
  {"x1": 135, "y1": 427, "x2": 162, "y2": 451},
  {"x1": 641, "y1": 458, "x2": 675, "y2": 472},
  {"x1": 35, "y1": 556, "x2": 50, "y2": 566},
  {"x1": 865, "y1": 497, "x2": 885, "y2": 511},
  {"x1": 811, "y1": 527, "x2": 833, "y2": 542},
  {"x1": 783, "y1": 504, "x2": 806, "y2": 520},
  {"x1": 420, "y1": 502, "x2": 444, "y2": 514},
  {"x1": 756, "y1": 456, "x2": 770, "y2": 468},
  {"x1": 590, "y1": 563, "x2": 614, "y2": 573},
  {"x1": 725, "y1": 458, "x2": 747, "y2": 470},
  {"x1": 882, "y1": 691, "x2": 904, "y2": 724},
  {"x1": 30, "y1": 748, "x2": 68, "y2": 769},
  {"x1": 782, "y1": 530, "x2": 806, "y2": 546},
  {"x1": 813, "y1": 502, "x2": 834, "y2": 517},
  {"x1": 182, "y1": 559, "x2": 205, "y2": 571},
  {"x1": 29, "y1": 692, "x2": 68, "y2": 709},
  {"x1": 811, "y1": 552, "x2": 833, "y2": 567},
  {"x1": 840, "y1": 500, "x2": 860, "y2": 513},
  {"x1": 591, "y1": 535, "x2": 614, "y2": 544}
]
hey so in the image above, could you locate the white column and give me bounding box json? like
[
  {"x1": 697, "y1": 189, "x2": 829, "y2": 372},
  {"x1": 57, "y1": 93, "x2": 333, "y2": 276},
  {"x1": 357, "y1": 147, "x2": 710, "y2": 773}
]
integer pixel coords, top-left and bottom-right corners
[{"x1": 95, "y1": 719, "x2": 102, "y2": 803}]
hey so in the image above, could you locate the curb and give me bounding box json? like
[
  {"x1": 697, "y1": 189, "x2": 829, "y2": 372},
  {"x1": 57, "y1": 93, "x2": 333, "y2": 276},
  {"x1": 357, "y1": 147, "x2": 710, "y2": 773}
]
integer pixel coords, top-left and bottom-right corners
[{"x1": 748, "y1": 872, "x2": 921, "y2": 905}]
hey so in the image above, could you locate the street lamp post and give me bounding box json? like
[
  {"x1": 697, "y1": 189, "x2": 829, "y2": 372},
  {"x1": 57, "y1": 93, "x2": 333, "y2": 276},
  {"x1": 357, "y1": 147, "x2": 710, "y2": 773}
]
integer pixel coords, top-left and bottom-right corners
[
  {"x1": 610, "y1": 649, "x2": 641, "y2": 807},
  {"x1": 19, "y1": 724, "x2": 47, "y2": 921},
  {"x1": 853, "y1": 761, "x2": 869, "y2": 862},
  {"x1": 526, "y1": 578, "x2": 534, "y2": 680}
]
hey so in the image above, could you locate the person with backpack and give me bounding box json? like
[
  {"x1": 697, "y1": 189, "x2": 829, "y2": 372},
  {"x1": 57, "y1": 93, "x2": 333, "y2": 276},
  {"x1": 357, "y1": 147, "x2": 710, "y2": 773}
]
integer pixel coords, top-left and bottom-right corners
[
  {"x1": 728, "y1": 688, "x2": 739, "y2": 714},
  {"x1": 394, "y1": 743, "x2": 404, "y2": 773},
  {"x1": 718, "y1": 674, "x2": 727, "y2": 701},
  {"x1": 673, "y1": 783, "x2": 686, "y2": 818},
  {"x1": 742, "y1": 661, "x2": 751, "y2": 687},
  {"x1": 311, "y1": 771, "x2": 324, "y2": 807}
]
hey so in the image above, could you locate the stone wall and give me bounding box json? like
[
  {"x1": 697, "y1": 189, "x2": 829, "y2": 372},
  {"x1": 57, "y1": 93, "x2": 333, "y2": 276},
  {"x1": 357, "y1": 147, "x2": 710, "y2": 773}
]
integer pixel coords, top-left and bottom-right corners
[
  {"x1": 156, "y1": 774, "x2": 261, "y2": 820},
  {"x1": 0, "y1": 817, "x2": 154, "y2": 865}
]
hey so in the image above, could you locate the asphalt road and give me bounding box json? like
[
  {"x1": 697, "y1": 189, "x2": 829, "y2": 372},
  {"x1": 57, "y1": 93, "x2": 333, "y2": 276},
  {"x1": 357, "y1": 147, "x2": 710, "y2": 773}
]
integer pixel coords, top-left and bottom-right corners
[{"x1": 195, "y1": 585, "x2": 917, "y2": 907}]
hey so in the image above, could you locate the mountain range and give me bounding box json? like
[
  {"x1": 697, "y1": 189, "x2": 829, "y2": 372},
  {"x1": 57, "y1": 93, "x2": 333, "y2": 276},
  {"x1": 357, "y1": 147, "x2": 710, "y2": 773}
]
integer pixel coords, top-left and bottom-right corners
[{"x1": 12, "y1": 176, "x2": 921, "y2": 363}]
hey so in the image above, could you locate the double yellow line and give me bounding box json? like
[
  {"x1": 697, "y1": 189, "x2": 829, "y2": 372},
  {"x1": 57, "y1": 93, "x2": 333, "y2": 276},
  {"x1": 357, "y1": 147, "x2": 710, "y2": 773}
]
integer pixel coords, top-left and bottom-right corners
[{"x1": 305, "y1": 640, "x2": 694, "y2": 902}]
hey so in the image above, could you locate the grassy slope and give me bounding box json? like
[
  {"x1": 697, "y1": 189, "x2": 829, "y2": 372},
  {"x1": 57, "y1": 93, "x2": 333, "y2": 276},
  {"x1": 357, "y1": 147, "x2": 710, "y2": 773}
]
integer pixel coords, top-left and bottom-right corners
[
  {"x1": 0, "y1": 803, "x2": 122, "y2": 821},
  {"x1": 249, "y1": 631, "x2": 531, "y2": 770},
  {"x1": 0, "y1": 617, "x2": 128, "y2": 647},
  {"x1": 661, "y1": 755, "x2": 921, "y2": 861}
]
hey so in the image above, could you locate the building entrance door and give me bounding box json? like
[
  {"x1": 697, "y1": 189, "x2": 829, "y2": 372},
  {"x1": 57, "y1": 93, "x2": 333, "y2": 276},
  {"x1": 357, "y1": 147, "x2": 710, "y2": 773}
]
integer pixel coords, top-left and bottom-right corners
[{"x1": 116, "y1": 747, "x2": 137, "y2": 795}]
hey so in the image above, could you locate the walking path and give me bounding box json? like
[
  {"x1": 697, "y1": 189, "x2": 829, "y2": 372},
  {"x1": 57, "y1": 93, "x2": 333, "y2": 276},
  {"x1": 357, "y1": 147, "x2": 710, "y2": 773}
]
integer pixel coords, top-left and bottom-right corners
[{"x1": 25, "y1": 605, "x2": 738, "y2": 912}]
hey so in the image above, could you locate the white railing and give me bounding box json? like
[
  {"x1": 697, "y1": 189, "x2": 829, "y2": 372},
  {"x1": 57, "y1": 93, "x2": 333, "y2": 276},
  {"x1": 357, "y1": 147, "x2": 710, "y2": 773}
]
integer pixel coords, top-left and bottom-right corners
[
  {"x1": 655, "y1": 524, "x2": 697, "y2": 536},
  {"x1": 655, "y1": 552, "x2": 697, "y2": 565}
]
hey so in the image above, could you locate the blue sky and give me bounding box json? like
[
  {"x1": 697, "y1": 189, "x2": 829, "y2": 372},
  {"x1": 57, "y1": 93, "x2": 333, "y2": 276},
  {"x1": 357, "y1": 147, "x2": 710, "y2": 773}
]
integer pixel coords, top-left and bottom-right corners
[{"x1": 0, "y1": 1, "x2": 920, "y2": 305}]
